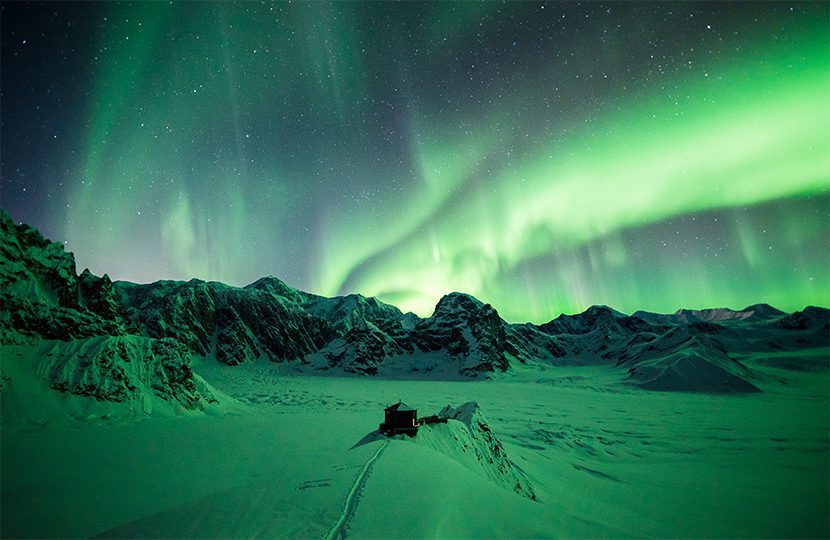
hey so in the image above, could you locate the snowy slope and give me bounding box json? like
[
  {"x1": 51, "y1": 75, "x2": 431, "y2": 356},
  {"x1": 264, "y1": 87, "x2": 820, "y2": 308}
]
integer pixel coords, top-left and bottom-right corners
[
  {"x1": 417, "y1": 401, "x2": 536, "y2": 499},
  {"x1": 614, "y1": 327, "x2": 760, "y2": 392},
  {"x1": 1, "y1": 336, "x2": 221, "y2": 425}
]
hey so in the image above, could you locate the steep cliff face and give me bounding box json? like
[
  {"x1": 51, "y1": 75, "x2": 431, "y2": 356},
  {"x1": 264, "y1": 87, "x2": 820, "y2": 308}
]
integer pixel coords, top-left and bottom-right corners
[
  {"x1": 115, "y1": 281, "x2": 338, "y2": 364},
  {"x1": 0, "y1": 213, "x2": 122, "y2": 342},
  {"x1": 408, "y1": 293, "x2": 517, "y2": 375},
  {"x1": 79, "y1": 270, "x2": 125, "y2": 323},
  {"x1": 114, "y1": 280, "x2": 220, "y2": 356},
  {"x1": 220, "y1": 288, "x2": 338, "y2": 363},
  {"x1": 0, "y1": 211, "x2": 80, "y2": 309},
  {"x1": 0, "y1": 211, "x2": 217, "y2": 412}
]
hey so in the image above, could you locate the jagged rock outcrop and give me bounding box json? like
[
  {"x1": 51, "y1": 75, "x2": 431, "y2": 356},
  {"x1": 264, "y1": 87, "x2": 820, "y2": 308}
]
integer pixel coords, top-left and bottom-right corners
[
  {"x1": 0, "y1": 213, "x2": 122, "y2": 343},
  {"x1": 302, "y1": 292, "x2": 410, "y2": 333},
  {"x1": 115, "y1": 279, "x2": 219, "y2": 356},
  {"x1": 79, "y1": 270, "x2": 124, "y2": 323},
  {"x1": 306, "y1": 292, "x2": 531, "y2": 377},
  {"x1": 407, "y1": 293, "x2": 519, "y2": 376},
  {"x1": 313, "y1": 327, "x2": 407, "y2": 375},
  {"x1": 0, "y1": 211, "x2": 80, "y2": 309},
  {"x1": 222, "y1": 288, "x2": 337, "y2": 362},
  {"x1": 510, "y1": 324, "x2": 567, "y2": 359},
  {"x1": 215, "y1": 307, "x2": 260, "y2": 366},
  {"x1": 47, "y1": 336, "x2": 218, "y2": 409},
  {"x1": 2, "y1": 295, "x2": 122, "y2": 341}
]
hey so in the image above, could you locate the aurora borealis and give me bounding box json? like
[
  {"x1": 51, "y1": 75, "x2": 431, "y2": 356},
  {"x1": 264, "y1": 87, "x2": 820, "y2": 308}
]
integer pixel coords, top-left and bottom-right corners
[{"x1": 2, "y1": 2, "x2": 828, "y2": 322}]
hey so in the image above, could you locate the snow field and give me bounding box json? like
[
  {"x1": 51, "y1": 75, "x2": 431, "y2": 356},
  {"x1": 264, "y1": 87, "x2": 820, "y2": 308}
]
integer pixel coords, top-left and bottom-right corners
[{"x1": 2, "y1": 361, "x2": 827, "y2": 538}]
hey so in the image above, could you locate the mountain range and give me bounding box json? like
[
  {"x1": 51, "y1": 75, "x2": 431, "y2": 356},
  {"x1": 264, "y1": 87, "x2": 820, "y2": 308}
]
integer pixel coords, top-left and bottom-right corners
[{"x1": 1, "y1": 210, "x2": 827, "y2": 413}]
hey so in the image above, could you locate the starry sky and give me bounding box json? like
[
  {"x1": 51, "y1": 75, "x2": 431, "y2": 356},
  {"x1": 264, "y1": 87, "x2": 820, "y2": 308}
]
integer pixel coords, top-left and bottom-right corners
[{"x1": 1, "y1": 2, "x2": 828, "y2": 322}]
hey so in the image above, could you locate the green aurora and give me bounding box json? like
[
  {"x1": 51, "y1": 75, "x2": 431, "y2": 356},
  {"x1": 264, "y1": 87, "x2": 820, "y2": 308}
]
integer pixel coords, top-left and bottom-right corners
[{"x1": 2, "y1": 2, "x2": 828, "y2": 322}]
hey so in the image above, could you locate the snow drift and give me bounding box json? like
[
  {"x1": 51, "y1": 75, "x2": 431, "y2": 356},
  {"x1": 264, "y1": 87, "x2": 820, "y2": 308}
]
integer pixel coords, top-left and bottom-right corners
[{"x1": 413, "y1": 401, "x2": 536, "y2": 500}]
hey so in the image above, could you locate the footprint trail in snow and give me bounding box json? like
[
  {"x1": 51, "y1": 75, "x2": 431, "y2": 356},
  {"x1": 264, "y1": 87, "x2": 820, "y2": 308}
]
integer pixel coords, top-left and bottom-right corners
[{"x1": 325, "y1": 440, "x2": 388, "y2": 540}]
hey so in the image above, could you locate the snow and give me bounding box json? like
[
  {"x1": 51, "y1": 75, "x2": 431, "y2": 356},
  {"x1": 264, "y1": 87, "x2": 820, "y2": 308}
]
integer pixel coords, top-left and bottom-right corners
[
  {"x1": 1, "y1": 336, "x2": 225, "y2": 425},
  {"x1": 2, "y1": 209, "x2": 828, "y2": 537},
  {"x1": 2, "y1": 358, "x2": 827, "y2": 538},
  {"x1": 416, "y1": 401, "x2": 536, "y2": 499}
]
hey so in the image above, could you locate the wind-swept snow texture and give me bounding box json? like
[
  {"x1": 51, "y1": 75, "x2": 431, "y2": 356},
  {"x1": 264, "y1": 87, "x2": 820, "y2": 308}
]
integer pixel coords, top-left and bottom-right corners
[{"x1": 414, "y1": 402, "x2": 536, "y2": 500}]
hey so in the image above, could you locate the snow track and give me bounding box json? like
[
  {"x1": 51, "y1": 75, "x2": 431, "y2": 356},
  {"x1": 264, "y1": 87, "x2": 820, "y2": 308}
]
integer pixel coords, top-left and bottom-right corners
[{"x1": 325, "y1": 441, "x2": 388, "y2": 540}]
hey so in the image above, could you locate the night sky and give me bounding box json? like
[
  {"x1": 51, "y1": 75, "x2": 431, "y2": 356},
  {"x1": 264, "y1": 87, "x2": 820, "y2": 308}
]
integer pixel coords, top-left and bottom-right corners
[{"x1": 1, "y1": 2, "x2": 828, "y2": 322}]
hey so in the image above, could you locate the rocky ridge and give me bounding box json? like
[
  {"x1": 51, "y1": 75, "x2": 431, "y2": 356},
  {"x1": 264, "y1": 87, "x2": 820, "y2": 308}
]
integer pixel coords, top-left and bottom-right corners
[{"x1": 1, "y1": 210, "x2": 828, "y2": 409}]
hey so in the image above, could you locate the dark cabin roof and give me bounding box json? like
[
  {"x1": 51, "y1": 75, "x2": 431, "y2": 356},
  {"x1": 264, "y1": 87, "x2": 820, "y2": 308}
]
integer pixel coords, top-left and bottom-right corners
[{"x1": 385, "y1": 401, "x2": 415, "y2": 412}]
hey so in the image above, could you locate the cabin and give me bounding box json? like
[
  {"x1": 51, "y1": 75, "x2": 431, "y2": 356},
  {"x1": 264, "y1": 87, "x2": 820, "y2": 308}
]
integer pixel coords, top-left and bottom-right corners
[{"x1": 380, "y1": 401, "x2": 419, "y2": 436}]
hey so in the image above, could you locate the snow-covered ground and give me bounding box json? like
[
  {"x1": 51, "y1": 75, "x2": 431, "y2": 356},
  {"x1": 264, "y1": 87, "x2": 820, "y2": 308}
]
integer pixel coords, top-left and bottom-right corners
[{"x1": 2, "y1": 355, "x2": 827, "y2": 538}]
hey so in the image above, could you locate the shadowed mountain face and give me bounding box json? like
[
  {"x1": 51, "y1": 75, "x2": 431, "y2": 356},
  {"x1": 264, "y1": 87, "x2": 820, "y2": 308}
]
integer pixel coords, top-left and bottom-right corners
[{"x1": 1, "y1": 210, "x2": 828, "y2": 407}]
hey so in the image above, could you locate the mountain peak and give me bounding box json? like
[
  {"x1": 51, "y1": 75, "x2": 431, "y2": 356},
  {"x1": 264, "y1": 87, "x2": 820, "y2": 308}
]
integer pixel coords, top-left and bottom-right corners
[
  {"x1": 435, "y1": 292, "x2": 484, "y2": 307},
  {"x1": 244, "y1": 275, "x2": 307, "y2": 304},
  {"x1": 431, "y1": 292, "x2": 492, "y2": 318},
  {"x1": 741, "y1": 303, "x2": 786, "y2": 318},
  {"x1": 583, "y1": 305, "x2": 627, "y2": 318},
  {"x1": 245, "y1": 275, "x2": 290, "y2": 289}
]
